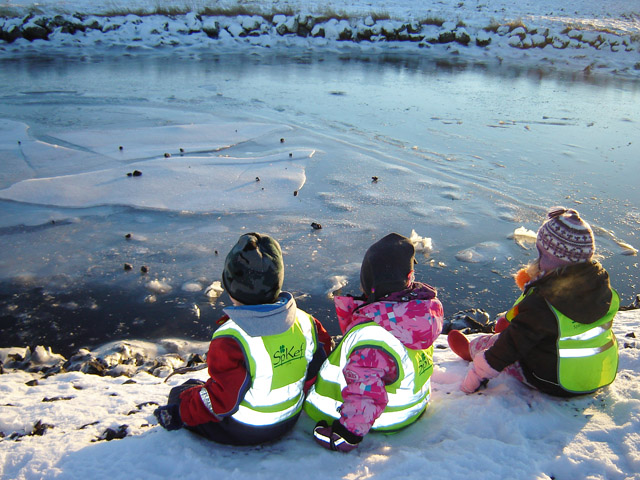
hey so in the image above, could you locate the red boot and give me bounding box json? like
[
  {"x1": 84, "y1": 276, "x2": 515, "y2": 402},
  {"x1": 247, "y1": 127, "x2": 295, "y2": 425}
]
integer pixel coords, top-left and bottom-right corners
[
  {"x1": 494, "y1": 316, "x2": 509, "y2": 333},
  {"x1": 447, "y1": 330, "x2": 472, "y2": 362}
]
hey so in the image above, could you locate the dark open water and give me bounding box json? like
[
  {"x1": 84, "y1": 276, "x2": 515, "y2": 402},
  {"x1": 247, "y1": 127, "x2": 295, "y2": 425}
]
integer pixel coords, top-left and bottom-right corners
[{"x1": 1, "y1": 52, "x2": 638, "y2": 356}]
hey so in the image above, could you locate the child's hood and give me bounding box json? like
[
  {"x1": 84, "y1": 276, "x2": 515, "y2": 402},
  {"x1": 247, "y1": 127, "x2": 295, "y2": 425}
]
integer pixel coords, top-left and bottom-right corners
[
  {"x1": 334, "y1": 284, "x2": 444, "y2": 350},
  {"x1": 223, "y1": 291, "x2": 297, "y2": 337},
  {"x1": 530, "y1": 260, "x2": 613, "y2": 324}
]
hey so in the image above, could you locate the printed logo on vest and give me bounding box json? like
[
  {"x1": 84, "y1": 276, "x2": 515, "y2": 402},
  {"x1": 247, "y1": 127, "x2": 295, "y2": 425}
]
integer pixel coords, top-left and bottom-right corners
[
  {"x1": 417, "y1": 351, "x2": 431, "y2": 376},
  {"x1": 273, "y1": 342, "x2": 305, "y2": 367}
]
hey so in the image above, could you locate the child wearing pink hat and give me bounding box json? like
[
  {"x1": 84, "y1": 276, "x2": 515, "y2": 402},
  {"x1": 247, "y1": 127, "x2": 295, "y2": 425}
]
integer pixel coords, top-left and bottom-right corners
[{"x1": 448, "y1": 207, "x2": 619, "y2": 397}]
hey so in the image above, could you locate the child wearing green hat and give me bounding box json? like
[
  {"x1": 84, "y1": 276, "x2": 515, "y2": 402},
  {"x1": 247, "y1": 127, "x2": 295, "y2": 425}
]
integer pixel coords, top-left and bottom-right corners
[{"x1": 154, "y1": 232, "x2": 332, "y2": 445}]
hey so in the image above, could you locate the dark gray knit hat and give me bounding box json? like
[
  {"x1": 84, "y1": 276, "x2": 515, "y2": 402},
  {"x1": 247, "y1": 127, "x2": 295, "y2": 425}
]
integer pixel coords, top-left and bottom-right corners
[
  {"x1": 222, "y1": 233, "x2": 284, "y2": 305},
  {"x1": 360, "y1": 233, "x2": 416, "y2": 301}
]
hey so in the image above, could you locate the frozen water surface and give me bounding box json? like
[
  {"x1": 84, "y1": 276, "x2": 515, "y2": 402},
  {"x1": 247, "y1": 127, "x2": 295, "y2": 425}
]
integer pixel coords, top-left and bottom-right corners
[{"x1": 0, "y1": 53, "x2": 638, "y2": 354}]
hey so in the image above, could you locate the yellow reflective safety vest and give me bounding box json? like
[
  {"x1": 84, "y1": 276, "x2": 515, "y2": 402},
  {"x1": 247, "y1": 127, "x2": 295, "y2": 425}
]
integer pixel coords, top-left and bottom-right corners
[
  {"x1": 304, "y1": 321, "x2": 433, "y2": 432},
  {"x1": 208, "y1": 310, "x2": 317, "y2": 427},
  {"x1": 505, "y1": 289, "x2": 619, "y2": 394}
]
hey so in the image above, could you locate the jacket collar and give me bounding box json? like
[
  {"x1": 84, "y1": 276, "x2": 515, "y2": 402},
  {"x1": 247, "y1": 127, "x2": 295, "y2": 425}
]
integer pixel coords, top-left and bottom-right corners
[{"x1": 223, "y1": 292, "x2": 297, "y2": 337}]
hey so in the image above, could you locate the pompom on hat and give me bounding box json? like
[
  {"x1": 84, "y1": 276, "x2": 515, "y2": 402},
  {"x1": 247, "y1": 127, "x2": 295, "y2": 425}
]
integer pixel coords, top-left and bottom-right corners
[
  {"x1": 222, "y1": 233, "x2": 284, "y2": 305},
  {"x1": 536, "y1": 207, "x2": 595, "y2": 272},
  {"x1": 360, "y1": 233, "x2": 416, "y2": 301}
]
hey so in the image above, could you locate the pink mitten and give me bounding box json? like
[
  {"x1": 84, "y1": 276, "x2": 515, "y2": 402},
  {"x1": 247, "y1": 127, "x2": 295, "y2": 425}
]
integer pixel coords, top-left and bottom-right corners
[{"x1": 461, "y1": 353, "x2": 500, "y2": 393}]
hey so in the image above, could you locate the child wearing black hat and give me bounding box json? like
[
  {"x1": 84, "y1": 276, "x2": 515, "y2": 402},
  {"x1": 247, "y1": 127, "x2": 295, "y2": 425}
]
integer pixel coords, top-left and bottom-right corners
[
  {"x1": 448, "y1": 207, "x2": 619, "y2": 397},
  {"x1": 304, "y1": 233, "x2": 444, "y2": 452},
  {"x1": 154, "y1": 232, "x2": 332, "y2": 445}
]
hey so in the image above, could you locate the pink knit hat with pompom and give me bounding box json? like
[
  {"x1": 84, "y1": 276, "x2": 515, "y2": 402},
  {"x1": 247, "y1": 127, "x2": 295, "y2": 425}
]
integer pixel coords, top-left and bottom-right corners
[{"x1": 536, "y1": 207, "x2": 595, "y2": 272}]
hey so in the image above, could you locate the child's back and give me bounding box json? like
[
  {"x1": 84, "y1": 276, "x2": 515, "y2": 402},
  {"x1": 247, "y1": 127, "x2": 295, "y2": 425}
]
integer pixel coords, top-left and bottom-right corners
[
  {"x1": 154, "y1": 233, "x2": 332, "y2": 445},
  {"x1": 448, "y1": 207, "x2": 619, "y2": 397},
  {"x1": 305, "y1": 233, "x2": 444, "y2": 452}
]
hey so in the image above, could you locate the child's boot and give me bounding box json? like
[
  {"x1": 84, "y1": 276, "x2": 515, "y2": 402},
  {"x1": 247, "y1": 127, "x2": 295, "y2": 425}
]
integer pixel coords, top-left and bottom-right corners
[
  {"x1": 494, "y1": 316, "x2": 509, "y2": 333},
  {"x1": 447, "y1": 330, "x2": 472, "y2": 361}
]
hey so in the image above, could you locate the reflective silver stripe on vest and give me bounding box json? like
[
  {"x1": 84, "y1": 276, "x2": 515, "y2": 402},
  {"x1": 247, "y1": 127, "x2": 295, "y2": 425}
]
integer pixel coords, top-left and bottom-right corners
[
  {"x1": 307, "y1": 387, "x2": 343, "y2": 419},
  {"x1": 220, "y1": 311, "x2": 315, "y2": 425},
  {"x1": 342, "y1": 325, "x2": 429, "y2": 408},
  {"x1": 306, "y1": 379, "x2": 431, "y2": 428},
  {"x1": 309, "y1": 324, "x2": 429, "y2": 428},
  {"x1": 373, "y1": 390, "x2": 430, "y2": 428},
  {"x1": 241, "y1": 334, "x2": 304, "y2": 408},
  {"x1": 242, "y1": 311, "x2": 314, "y2": 408},
  {"x1": 199, "y1": 388, "x2": 217, "y2": 418},
  {"x1": 558, "y1": 339, "x2": 616, "y2": 358},
  {"x1": 234, "y1": 393, "x2": 306, "y2": 427},
  {"x1": 559, "y1": 321, "x2": 613, "y2": 342}
]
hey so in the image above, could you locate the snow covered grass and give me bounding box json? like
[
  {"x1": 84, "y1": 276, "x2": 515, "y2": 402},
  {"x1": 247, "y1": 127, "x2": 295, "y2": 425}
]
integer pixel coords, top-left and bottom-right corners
[
  {"x1": 1, "y1": 0, "x2": 639, "y2": 78},
  {"x1": 1, "y1": 310, "x2": 639, "y2": 480}
]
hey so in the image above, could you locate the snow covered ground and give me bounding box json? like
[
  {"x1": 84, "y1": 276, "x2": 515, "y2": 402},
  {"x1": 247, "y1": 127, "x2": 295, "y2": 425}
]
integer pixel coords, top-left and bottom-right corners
[
  {"x1": 1, "y1": 309, "x2": 639, "y2": 480},
  {"x1": 1, "y1": 0, "x2": 639, "y2": 478},
  {"x1": 1, "y1": 0, "x2": 639, "y2": 78}
]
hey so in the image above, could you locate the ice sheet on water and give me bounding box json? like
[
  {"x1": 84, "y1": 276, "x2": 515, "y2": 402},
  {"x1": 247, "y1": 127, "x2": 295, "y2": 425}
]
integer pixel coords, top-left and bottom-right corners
[
  {"x1": 0, "y1": 120, "x2": 115, "y2": 186},
  {"x1": 51, "y1": 122, "x2": 291, "y2": 161},
  {"x1": 0, "y1": 151, "x2": 314, "y2": 212},
  {"x1": 204, "y1": 281, "x2": 224, "y2": 298},
  {"x1": 181, "y1": 281, "x2": 204, "y2": 292},
  {"x1": 0, "y1": 120, "x2": 32, "y2": 188},
  {"x1": 0, "y1": 118, "x2": 315, "y2": 213},
  {"x1": 409, "y1": 229, "x2": 433, "y2": 254},
  {"x1": 592, "y1": 225, "x2": 639, "y2": 257},
  {"x1": 325, "y1": 275, "x2": 348, "y2": 297},
  {"x1": 509, "y1": 226, "x2": 538, "y2": 249},
  {"x1": 409, "y1": 205, "x2": 468, "y2": 228},
  {"x1": 455, "y1": 241, "x2": 510, "y2": 264}
]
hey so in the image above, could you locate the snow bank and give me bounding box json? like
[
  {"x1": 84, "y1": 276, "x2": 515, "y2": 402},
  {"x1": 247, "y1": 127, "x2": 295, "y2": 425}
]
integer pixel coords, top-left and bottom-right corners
[
  {"x1": 1, "y1": 1, "x2": 639, "y2": 78},
  {"x1": 0, "y1": 309, "x2": 638, "y2": 480}
]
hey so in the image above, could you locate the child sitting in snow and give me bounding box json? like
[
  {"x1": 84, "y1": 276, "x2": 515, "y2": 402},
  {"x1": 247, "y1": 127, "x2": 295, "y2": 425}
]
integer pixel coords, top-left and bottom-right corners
[
  {"x1": 448, "y1": 207, "x2": 619, "y2": 397},
  {"x1": 304, "y1": 233, "x2": 444, "y2": 452},
  {"x1": 154, "y1": 232, "x2": 332, "y2": 445}
]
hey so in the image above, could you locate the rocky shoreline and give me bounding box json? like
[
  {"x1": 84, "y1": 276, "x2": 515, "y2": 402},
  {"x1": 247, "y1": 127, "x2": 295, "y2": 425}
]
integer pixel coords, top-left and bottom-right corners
[
  {"x1": 2, "y1": 294, "x2": 638, "y2": 380},
  {"x1": 1, "y1": 12, "x2": 639, "y2": 77},
  {"x1": 0, "y1": 338, "x2": 209, "y2": 379}
]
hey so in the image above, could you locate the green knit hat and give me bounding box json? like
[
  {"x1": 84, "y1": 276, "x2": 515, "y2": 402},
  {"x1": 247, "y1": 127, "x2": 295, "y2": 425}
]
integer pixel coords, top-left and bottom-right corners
[{"x1": 222, "y1": 233, "x2": 284, "y2": 305}]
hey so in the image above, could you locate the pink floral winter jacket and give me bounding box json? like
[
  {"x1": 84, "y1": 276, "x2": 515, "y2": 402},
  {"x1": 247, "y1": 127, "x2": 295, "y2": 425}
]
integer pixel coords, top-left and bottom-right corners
[{"x1": 334, "y1": 283, "x2": 444, "y2": 436}]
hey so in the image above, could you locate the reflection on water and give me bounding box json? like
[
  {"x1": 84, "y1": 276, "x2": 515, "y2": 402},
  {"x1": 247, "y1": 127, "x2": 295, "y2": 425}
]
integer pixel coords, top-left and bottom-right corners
[{"x1": 0, "y1": 52, "x2": 638, "y2": 353}]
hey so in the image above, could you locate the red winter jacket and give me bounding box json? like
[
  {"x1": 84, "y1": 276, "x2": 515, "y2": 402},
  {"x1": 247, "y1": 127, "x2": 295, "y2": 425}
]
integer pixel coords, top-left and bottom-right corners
[{"x1": 179, "y1": 294, "x2": 332, "y2": 426}]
